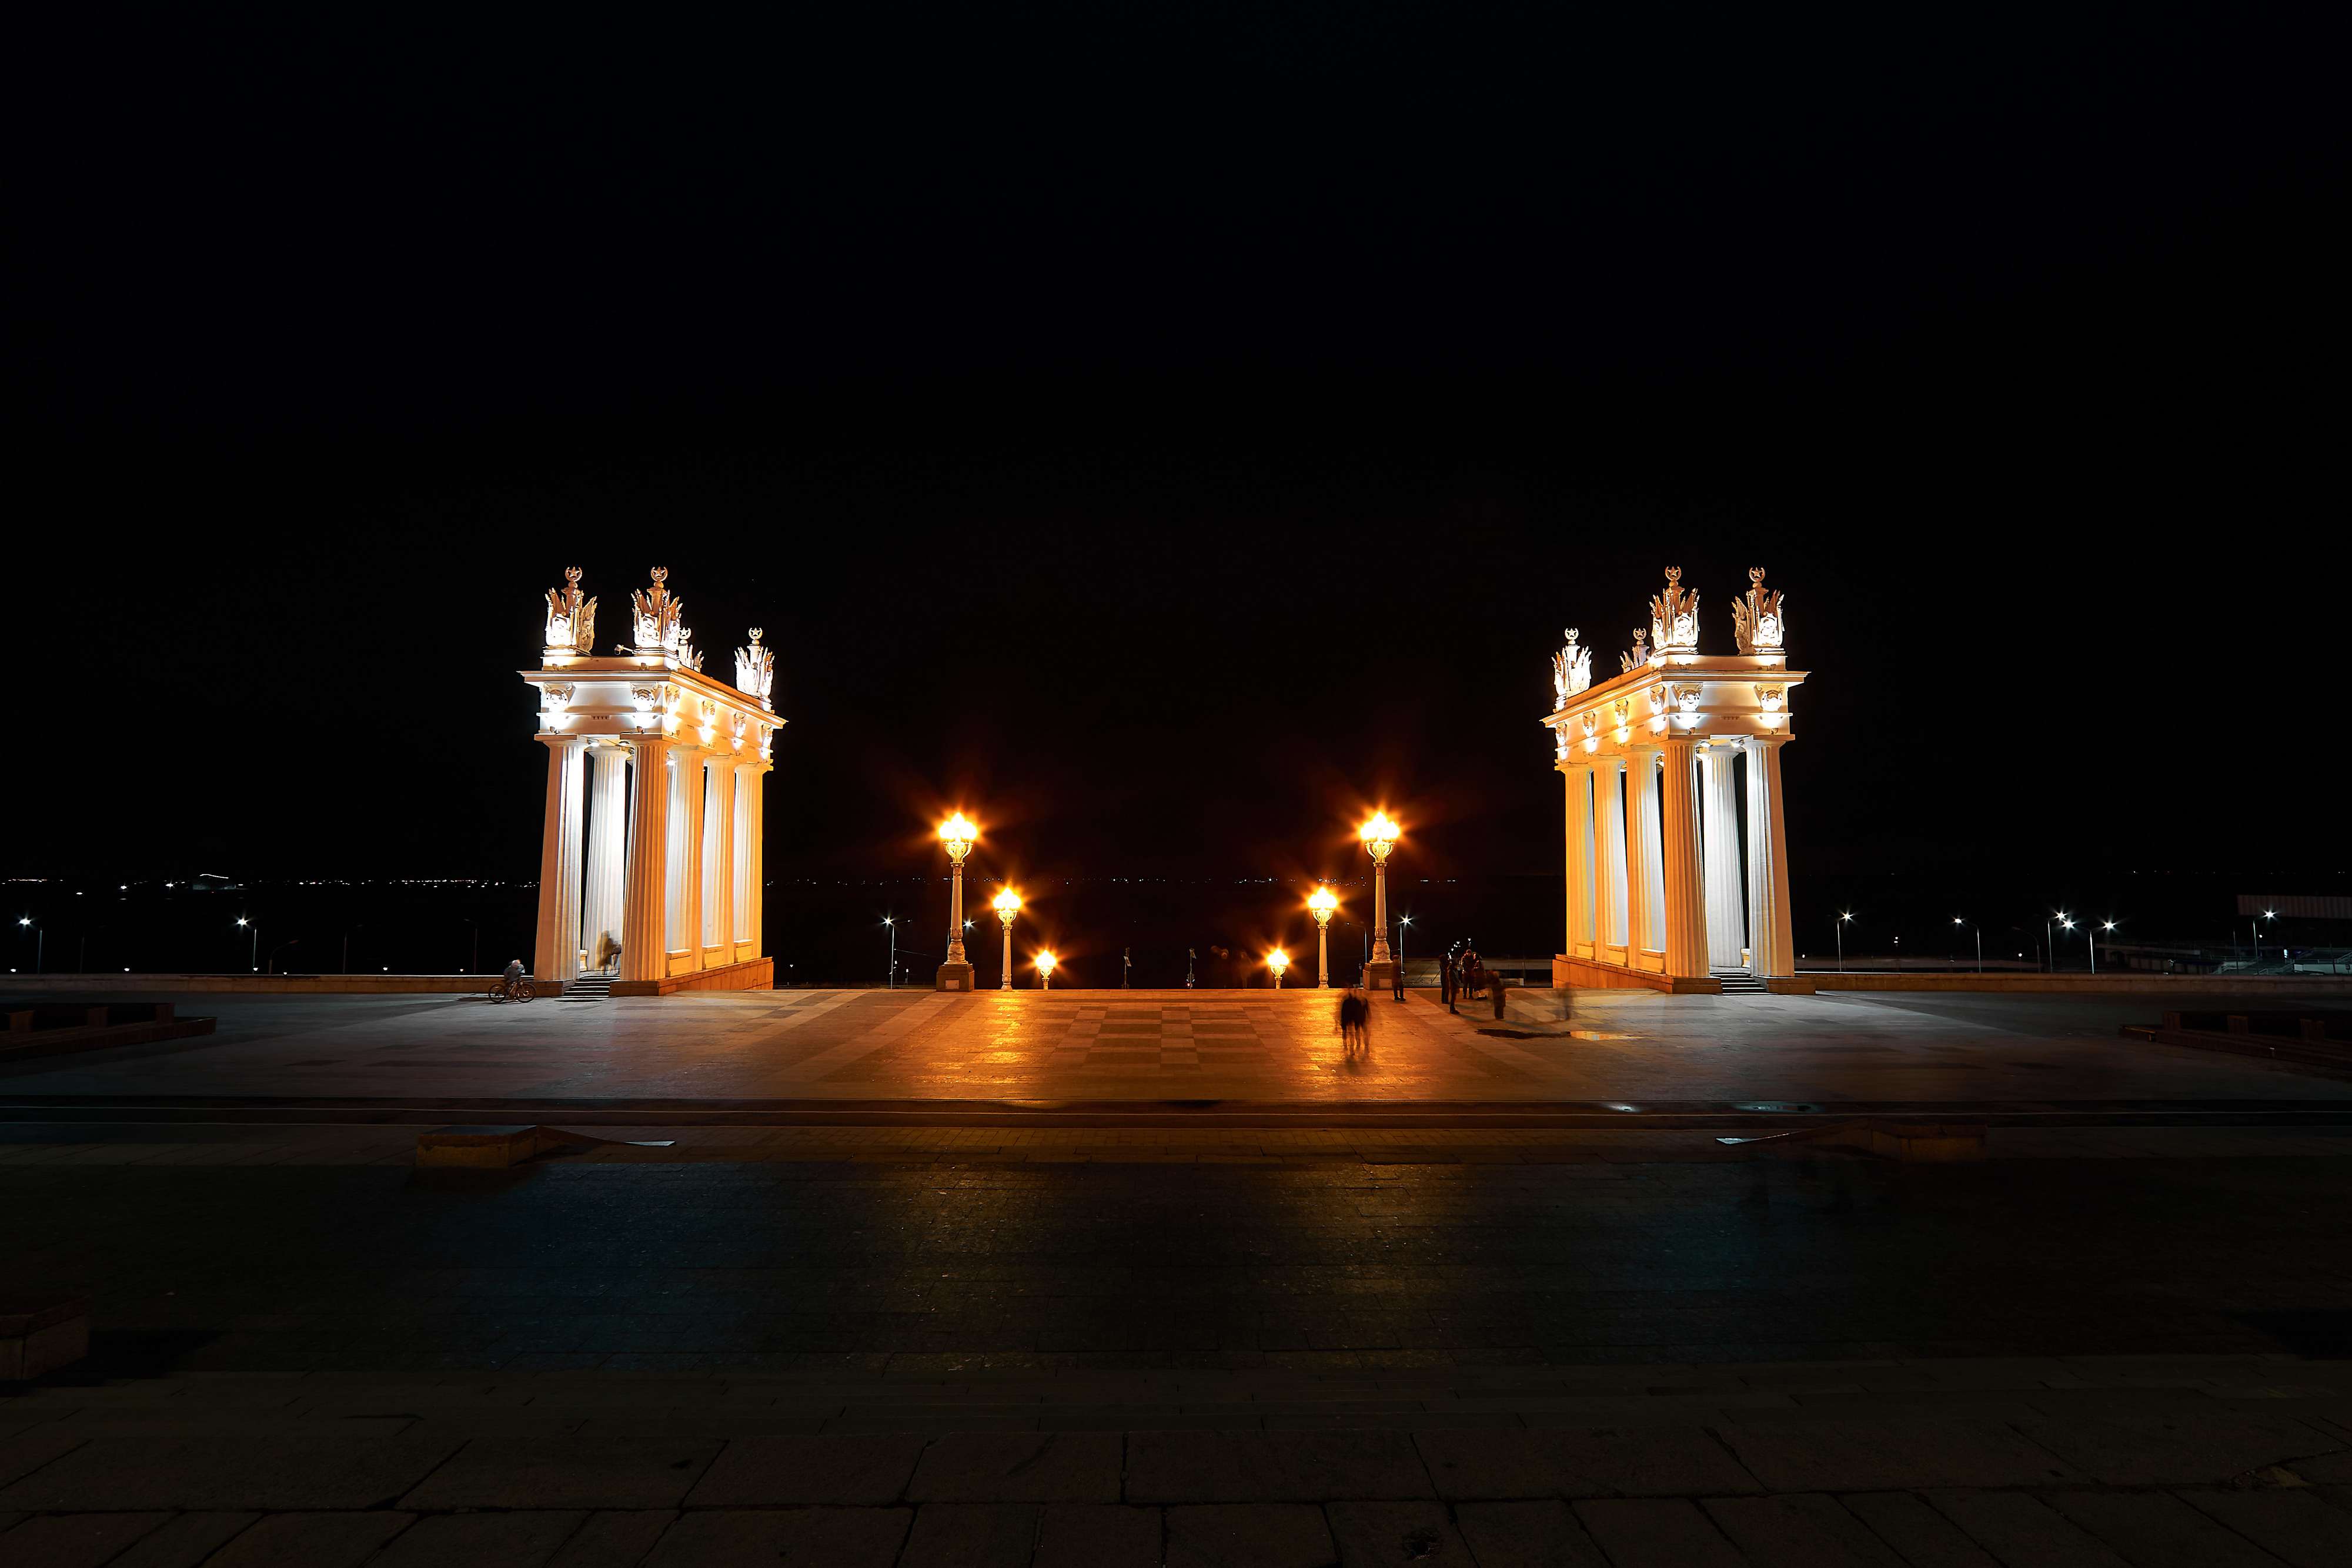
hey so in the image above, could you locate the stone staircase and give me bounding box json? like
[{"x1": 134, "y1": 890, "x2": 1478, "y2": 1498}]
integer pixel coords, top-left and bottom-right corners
[
  {"x1": 1713, "y1": 969, "x2": 1769, "y2": 995},
  {"x1": 563, "y1": 972, "x2": 616, "y2": 1001}
]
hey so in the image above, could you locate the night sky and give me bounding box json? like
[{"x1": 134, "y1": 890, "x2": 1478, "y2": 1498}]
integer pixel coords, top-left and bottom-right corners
[{"x1": 15, "y1": 8, "x2": 2345, "y2": 914}]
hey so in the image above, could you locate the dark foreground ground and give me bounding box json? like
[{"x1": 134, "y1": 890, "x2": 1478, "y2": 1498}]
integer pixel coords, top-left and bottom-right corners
[
  {"x1": 6, "y1": 1129, "x2": 2352, "y2": 1564},
  {"x1": 11, "y1": 1144, "x2": 2352, "y2": 1372}
]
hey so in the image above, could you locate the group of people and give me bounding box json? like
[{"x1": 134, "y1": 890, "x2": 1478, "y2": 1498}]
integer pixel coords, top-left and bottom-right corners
[{"x1": 1446, "y1": 944, "x2": 1488, "y2": 1004}]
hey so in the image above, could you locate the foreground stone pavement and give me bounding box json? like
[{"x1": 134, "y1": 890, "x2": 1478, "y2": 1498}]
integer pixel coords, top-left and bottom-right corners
[
  {"x1": 8, "y1": 990, "x2": 2352, "y2": 1562},
  {"x1": 4, "y1": 1357, "x2": 2352, "y2": 1564},
  {"x1": 6, "y1": 988, "x2": 2346, "y2": 1106}
]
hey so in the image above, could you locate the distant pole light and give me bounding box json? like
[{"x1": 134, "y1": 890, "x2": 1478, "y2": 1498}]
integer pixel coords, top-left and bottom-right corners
[
  {"x1": 1307, "y1": 885, "x2": 1338, "y2": 989},
  {"x1": 993, "y1": 888, "x2": 1022, "y2": 990}
]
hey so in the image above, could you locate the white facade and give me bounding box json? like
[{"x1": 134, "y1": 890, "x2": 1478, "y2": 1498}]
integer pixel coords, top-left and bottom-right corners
[
  {"x1": 523, "y1": 568, "x2": 781, "y2": 990},
  {"x1": 1543, "y1": 568, "x2": 1803, "y2": 987}
]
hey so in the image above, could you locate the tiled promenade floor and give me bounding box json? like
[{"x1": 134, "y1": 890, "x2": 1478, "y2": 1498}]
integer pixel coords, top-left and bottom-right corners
[
  {"x1": 4, "y1": 988, "x2": 2344, "y2": 1106},
  {"x1": 8, "y1": 992, "x2": 2352, "y2": 1561},
  {"x1": 4, "y1": 1359, "x2": 2351, "y2": 1565}
]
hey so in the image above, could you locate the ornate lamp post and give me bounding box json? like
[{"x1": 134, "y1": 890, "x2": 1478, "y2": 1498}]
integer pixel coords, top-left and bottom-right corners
[
  {"x1": 1358, "y1": 812, "x2": 1401, "y2": 991},
  {"x1": 992, "y1": 887, "x2": 1022, "y2": 989},
  {"x1": 936, "y1": 814, "x2": 978, "y2": 991},
  {"x1": 1307, "y1": 885, "x2": 1338, "y2": 988},
  {"x1": 1035, "y1": 949, "x2": 1057, "y2": 991},
  {"x1": 1267, "y1": 948, "x2": 1289, "y2": 989}
]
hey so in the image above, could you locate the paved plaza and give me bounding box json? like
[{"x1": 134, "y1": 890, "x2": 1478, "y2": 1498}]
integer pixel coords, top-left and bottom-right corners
[
  {"x1": 9, "y1": 990, "x2": 2352, "y2": 1564},
  {"x1": 4, "y1": 987, "x2": 2345, "y2": 1109},
  {"x1": 6, "y1": 1135, "x2": 2352, "y2": 1564}
]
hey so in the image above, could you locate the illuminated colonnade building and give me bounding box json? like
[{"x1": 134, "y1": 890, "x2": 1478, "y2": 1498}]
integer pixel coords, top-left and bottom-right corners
[
  {"x1": 521, "y1": 568, "x2": 780, "y2": 994},
  {"x1": 1542, "y1": 567, "x2": 1803, "y2": 992}
]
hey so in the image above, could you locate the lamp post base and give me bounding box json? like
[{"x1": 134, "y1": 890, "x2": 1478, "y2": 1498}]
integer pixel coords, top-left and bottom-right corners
[
  {"x1": 934, "y1": 961, "x2": 975, "y2": 992},
  {"x1": 1361, "y1": 959, "x2": 1398, "y2": 992}
]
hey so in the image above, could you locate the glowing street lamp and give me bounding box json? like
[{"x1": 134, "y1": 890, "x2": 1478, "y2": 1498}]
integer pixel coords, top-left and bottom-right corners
[
  {"x1": 17, "y1": 916, "x2": 38, "y2": 975},
  {"x1": 1307, "y1": 885, "x2": 1338, "y2": 988},
  {"x1": 1953, "y1": 917, "x2": 1981, "y2": 974},
  {"x1": 238, "y1": 915, "x2": 258, "y2": 972},
  {"x1": 1267, "y1": 948, "x2": 1289, "y2": 989},
  {"x1": 1035, "y1": 949, "x2": 1057, "y2": 991},
  {"x1": 992, "y1": 887, "x2": 1023, "y2": 990},
  {"x1": 1836, "y1": 910, "x2": 1853, "y2": 972},
  {"x1": 884, "y1": 915, "x2": 898, "y2": 987},
  {"x1": 1358, "y1": 812, "x2": 1401, "y2": 988},
  {"x1": 936, "y1": 814, "x2": 979, "y2": 990}
]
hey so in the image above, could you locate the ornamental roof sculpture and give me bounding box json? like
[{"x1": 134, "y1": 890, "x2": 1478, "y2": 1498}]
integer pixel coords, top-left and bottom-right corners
[
  {"x1": 1648, "y1": 566, "x2": 1699, "y2": 658},
  {"x1": 542, "y1": 567, "x2": 596, "y2": 657},
  {"x1": 735, "y1": 627, "x2": 776, "y2": 709},
  {"x1": 675, "y1": 629, "x2": 704, "y2": 673},
  {"x1": 631, "y1": 567, "x2": 687, "y2": 657},
  {"x1": 1551, "y1": 628, "x2": 1591, "y2": 708},
  {"x1": 1731, "y1": 566, "x2": 1786, "y2": 655},
  {"x1": 1619, "y1": 627, "x2": 1649, "y2": 674}
]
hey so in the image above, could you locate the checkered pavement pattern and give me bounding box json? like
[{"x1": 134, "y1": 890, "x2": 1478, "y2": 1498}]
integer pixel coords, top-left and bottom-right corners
[{"x1": 1036, "y1": 1002, "x2": 1305, "y2": 1072}]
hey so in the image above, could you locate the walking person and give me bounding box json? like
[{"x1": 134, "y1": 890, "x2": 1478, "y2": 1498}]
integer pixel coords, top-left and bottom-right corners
[{"x1": 1337, "y1": 987, "x2": 1368, "y2": 1054}]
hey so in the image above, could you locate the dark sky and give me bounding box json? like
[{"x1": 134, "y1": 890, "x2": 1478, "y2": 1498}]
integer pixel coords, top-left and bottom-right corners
[{"x1": 14, "y1": 5, "x2": 2345, "y2": 894}]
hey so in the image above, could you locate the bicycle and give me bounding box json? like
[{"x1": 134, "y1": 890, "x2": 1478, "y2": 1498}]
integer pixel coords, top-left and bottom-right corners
[{"x1": 487, "y1": 974, "x2": 536, "y2": 1004}]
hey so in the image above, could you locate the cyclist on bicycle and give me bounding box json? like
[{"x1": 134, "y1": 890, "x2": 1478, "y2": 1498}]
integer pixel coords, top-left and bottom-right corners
[{"x1": 503, "y1": 958, "x2": 524, "y2": 989}]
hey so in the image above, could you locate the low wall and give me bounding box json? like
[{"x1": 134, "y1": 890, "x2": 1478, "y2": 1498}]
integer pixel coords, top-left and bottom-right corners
[
  {"x1": 1, "y1": 974, "x2": 490, "y2": 995},
  {"x1": 1551, "y1": 956, "x2": 1722, "y2": 994},
  {"x1": 4, "y1": 961, "x2": 779, "y2": 997},
  {"x1": 1802, "y1": 972, "x2": 2352, "y2": 995},
  {"x1": 610, "y1": 956, "x2": 773, "y2": 996}
]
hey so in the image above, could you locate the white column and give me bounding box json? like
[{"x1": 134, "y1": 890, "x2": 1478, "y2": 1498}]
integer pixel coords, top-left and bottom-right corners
[
  {"x1": 673, "y1": 748, "x2": 704, "y2": 971},
  {"x1": 748, "y1": 765, "x2": 767, "y2": 955},
  {"x1": 620, "y1": 737, "x2": 670, "y2": 983},
  {"x1": 733, "y1": 761, "x2": 756, "y2": 945},
  {"x1": 582, "y1": 745, "x2": 629, "y2": 971},
  {"x1": 1699, "y1": 743, "x2": 1746, "y2": 971},
  {"x1": 663, "y1": 753, "x2": 687, "y2": 954},
  {"x1": 1628, "y1": 748, "x2": 1664, "y2": 957},
  {"x1": 1318, "y1": 921, "x2": 1331, "y2": 988},
  {"x1": 1745, "y1": 737, "x2": 1796, "y2": 978},
  {"x1": 1561, "y1": 761, "x2": 1594, "y2": 958},
  {"x1": 703, "y1": 754, "x2": 735, "y2": 959},
  {"x1": 532, "y1": 737, "x2": 587, "y2": 988},
  {"x1": 1000, "y1": 918, "x2": 1013, "y2": 989},
  {"x1": 1659, "y1": 737, "x2": 1707, "y2": 979},
  {"x1": 1595, "y1": 755, "x2": 1629, "y2": 951}
]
